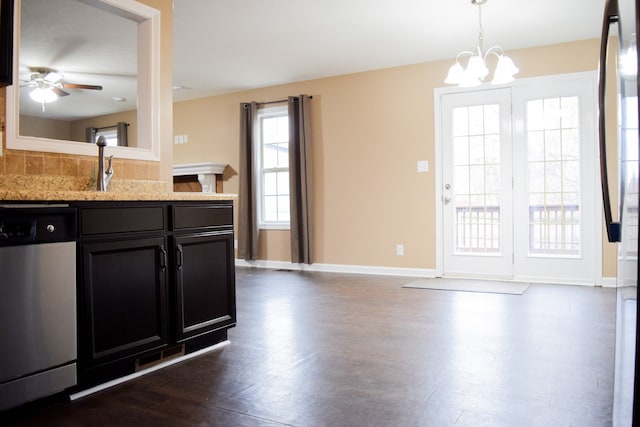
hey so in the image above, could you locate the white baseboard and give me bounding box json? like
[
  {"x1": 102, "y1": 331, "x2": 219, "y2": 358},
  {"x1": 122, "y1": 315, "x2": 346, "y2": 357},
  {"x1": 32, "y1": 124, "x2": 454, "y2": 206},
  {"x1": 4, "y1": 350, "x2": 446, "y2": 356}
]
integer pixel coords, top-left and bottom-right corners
[
  {"x1": 235, "y1": 259, "x2": 619, "y2": 287},
  {"x1": 70, "y1": 340, "x2": 230, "y2": 401},
  {"x1": 235, "y1": 259, "x2": 437, "y2": 278}
]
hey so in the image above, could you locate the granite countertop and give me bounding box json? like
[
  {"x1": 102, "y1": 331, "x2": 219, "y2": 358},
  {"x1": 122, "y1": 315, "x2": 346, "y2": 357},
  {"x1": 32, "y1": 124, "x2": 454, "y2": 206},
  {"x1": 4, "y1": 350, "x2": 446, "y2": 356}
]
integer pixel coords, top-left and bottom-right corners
[{"x1": 0, "y1": 175, "x2": 236, "y2": 202}]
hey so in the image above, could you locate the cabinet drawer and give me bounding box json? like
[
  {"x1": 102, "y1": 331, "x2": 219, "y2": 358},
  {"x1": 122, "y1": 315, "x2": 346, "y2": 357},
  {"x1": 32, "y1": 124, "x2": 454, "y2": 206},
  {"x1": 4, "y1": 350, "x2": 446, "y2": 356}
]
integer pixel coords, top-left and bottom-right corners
[
  {"x1": 80, "y1": 206, "x2": 166, "y2": 235},
  {"x1": 172, "y1": 204, "x2": 233, "y2": 231}
]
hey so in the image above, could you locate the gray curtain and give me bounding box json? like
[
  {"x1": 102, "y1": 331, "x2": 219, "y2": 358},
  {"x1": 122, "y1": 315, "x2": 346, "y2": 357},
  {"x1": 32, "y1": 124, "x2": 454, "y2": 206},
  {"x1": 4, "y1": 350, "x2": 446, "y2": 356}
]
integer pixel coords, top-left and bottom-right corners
[
  {"x1": 116, "y1": 122, "x2": 128, "y2": 147},
  {"x1": 237, "y1": 102, "x2": 259, "y2": 260},
  {"x1": 288, "y1": 95, "x2": 313, "y2": 264},
  {"x1": 86, "y1": 127, "x2": 97, "y2": 143}
]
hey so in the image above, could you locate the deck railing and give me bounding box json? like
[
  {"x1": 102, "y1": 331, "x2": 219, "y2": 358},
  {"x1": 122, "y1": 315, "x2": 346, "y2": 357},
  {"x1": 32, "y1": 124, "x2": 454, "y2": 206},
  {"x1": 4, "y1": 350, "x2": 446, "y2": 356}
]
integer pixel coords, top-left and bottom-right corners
[{"x1": 455, "y1": 204, "x2": 581, "y2": 255}]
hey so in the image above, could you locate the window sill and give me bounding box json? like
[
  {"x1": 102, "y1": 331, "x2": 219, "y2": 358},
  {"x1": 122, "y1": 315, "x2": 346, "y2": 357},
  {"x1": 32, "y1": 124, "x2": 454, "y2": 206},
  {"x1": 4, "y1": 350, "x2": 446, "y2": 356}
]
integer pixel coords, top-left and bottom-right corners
[{"x1": 259, "y1": 223, "x2": 290, "y2": 231}]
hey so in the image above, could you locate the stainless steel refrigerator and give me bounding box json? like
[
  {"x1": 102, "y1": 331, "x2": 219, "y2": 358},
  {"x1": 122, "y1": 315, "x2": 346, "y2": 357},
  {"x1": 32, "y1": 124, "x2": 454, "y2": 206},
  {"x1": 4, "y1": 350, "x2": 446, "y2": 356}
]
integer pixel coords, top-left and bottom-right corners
[{"x1": 600, "y1": 0, "x2": 640, "y2": 425}]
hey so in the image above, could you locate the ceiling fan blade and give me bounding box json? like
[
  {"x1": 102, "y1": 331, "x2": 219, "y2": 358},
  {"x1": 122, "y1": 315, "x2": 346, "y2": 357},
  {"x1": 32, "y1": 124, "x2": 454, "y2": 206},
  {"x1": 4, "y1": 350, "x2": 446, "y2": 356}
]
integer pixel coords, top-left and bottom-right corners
[
  {"x1": 51, "y1": 87, "x2": 70, "y2": 97},
  {"x1": 62, "y1": 82, "x2": 103, "y2": 90},
  {"x1": 44, "y1": 72, "x2": 63, "y2": 83}
]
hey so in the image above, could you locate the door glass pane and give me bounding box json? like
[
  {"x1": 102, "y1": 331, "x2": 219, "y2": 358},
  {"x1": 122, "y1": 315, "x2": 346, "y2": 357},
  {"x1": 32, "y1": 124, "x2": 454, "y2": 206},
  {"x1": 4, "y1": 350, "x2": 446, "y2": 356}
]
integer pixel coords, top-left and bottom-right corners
[
  {"x1": 452, "y1": 104, "x2": 501, "y2": 254},
  {"x1": 526, "y1": 96, "x2": 581, "y2": 256}
]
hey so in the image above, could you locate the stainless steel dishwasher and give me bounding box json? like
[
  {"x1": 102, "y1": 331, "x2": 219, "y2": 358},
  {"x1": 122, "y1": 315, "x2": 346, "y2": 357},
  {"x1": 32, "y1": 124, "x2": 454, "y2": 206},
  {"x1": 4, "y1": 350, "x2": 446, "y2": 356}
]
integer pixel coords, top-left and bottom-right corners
[{"x1": 0, "y1": 205, "x2": 77, "y2": 411}]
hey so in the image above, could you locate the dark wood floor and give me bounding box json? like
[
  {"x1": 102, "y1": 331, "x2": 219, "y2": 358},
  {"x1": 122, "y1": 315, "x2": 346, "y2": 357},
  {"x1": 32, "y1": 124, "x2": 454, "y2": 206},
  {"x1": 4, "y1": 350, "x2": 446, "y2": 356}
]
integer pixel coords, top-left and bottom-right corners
[{"x1": 6, "y1": 268, "x2": 616, "y2": 426}]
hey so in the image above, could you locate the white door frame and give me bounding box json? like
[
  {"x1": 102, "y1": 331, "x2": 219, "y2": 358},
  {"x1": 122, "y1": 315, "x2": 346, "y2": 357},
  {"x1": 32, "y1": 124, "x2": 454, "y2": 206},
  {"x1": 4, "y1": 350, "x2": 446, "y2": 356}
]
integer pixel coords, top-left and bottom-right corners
[{"x1": 434, "y1": 72, "x2": 603, "y2": 285}]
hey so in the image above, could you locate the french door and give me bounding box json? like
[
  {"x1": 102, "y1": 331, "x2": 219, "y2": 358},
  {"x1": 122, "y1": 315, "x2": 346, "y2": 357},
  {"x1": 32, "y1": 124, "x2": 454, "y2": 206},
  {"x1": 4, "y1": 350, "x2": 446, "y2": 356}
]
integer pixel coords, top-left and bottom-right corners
[
  {"x1": 441, "y1": 89, "x2": 514, "y2": 279},
  {"x1": 439, "y1": 73, "x2": 598, "y2": 284}
]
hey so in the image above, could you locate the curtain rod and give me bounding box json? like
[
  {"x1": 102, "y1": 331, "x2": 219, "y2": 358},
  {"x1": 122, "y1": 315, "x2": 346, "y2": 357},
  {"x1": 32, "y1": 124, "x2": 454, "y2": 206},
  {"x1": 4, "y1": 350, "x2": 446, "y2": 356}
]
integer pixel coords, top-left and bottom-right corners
[
  {"x1": 91, "y1": 123, "x2": 129, "y2": 131},
  {"x1": 256, "y1": 95, "x2": 313, "y2": 106}
]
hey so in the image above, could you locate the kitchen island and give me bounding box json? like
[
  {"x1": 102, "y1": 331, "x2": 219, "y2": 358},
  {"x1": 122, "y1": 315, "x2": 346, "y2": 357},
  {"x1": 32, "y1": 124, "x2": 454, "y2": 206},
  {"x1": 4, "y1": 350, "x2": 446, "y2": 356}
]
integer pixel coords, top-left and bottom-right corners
[{"x1": 0, "y1": 175, "x2": 237, "y2": 399}]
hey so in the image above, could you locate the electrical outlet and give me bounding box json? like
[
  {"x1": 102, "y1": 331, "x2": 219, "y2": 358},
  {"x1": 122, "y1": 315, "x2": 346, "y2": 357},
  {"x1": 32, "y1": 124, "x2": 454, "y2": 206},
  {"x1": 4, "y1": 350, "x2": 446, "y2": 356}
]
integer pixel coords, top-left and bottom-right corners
[
  {"x1": 396, "y1": 244, "x2": 404, "y2": 256},
  {"x1": 417, "y1": 160, "x2": 429, "y2": 173}
]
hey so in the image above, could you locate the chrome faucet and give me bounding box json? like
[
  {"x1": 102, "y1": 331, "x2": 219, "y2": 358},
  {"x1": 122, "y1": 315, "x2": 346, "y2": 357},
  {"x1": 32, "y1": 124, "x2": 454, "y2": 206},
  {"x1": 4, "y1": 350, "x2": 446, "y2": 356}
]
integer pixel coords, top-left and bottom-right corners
[{"x1": 96, "y1": 136, "x2": 114, "y2": 191}]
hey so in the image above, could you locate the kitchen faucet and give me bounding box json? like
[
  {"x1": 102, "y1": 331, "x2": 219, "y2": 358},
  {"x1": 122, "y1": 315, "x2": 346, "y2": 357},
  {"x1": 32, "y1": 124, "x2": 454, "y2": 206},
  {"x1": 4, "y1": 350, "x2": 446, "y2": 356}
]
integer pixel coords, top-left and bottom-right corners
[{"x1": 96, "y1": 136, "x2": 114, "y2": 191}]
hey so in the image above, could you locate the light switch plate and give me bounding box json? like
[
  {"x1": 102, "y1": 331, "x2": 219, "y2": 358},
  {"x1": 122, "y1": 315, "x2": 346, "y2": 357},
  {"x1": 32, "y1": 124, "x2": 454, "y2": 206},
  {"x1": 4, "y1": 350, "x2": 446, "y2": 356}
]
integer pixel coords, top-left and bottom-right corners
[{"x1": 417, "y1": 160, "x2": 429, "y2": 173}]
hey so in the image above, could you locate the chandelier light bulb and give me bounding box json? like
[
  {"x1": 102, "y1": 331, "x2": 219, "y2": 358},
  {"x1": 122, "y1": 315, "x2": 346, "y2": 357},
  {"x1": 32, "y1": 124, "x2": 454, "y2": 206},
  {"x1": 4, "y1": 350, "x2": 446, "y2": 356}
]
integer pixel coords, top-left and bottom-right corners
[
  {"x1": 445, "y1": 62, "x2": 465, "y2": 84},
  {"x1": 466, "y1": 55, "x2": 489, "y2": 80},
  {"x1": 491, "y1": 55, "x2": 519, "y2": 84},
  {"x1": 459, "y1": 68, "x2": 482, "y2": 87}
]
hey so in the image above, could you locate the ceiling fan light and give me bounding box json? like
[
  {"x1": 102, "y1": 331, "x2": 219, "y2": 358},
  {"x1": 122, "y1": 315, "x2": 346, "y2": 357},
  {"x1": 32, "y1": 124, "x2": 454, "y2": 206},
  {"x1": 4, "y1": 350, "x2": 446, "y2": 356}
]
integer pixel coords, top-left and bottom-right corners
[
  {"x1": 30, "y1": 87, "x2": 58, "y2": 104},
  {"x1": 445, "y1": 63, "x2": 464, "y2": 85}
]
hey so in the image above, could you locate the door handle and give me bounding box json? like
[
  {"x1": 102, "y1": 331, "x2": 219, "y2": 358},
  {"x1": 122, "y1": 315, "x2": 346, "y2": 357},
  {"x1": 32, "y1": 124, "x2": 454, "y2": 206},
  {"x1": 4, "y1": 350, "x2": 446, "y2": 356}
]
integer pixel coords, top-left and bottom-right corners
[
  {"x1": 598, "y1": 0, "x2": 621, "y2": 242},
  {"x1": 443, "y1": 196, "x2": 451, "y2": 205}
]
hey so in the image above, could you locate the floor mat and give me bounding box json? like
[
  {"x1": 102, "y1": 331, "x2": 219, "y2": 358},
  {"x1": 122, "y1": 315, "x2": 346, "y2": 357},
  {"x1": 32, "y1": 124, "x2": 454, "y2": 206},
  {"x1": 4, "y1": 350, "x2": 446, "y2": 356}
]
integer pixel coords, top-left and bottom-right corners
[{"x1": 402, "y1": 278, "x2": 530, "y2": 295}]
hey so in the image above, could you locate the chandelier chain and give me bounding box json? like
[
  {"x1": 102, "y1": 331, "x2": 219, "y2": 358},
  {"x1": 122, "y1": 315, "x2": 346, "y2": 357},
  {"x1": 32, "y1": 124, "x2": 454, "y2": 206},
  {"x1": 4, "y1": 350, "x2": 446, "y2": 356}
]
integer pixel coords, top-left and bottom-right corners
[{"x1": 476, "y1": 1, "x2": 485, "y2": 54}]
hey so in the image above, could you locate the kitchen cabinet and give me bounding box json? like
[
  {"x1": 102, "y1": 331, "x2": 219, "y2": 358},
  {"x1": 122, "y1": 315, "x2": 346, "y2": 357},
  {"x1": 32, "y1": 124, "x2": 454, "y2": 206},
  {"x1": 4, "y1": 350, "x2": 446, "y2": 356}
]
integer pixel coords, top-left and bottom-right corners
[
  {"x1": 79, "y1": 237, "x2": 169, "y2": 366},
  {"x1": 171, "y1": 204, "x2": 236, "y2": 345},
  {"x1": 75, "y1": 200, "x2": 235, "y2": 388}
]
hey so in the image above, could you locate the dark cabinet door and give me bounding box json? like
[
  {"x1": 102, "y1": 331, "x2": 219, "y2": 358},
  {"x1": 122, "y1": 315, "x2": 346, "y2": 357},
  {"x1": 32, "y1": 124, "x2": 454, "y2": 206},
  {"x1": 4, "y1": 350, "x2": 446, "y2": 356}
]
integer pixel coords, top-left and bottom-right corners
[
  {"x1": 173, "y1": 232, "x2": 236, "y2": 342},
  {"x1": 79, "y1": 237, "x2": 169, "y2": 366}
]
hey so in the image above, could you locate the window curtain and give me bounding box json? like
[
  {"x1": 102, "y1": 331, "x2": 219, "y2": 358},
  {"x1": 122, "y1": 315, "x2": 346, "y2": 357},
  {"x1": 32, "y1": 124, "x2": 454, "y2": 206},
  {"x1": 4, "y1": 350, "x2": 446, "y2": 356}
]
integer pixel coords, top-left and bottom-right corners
[
  {"x1": 288, "y1": 95, "x2": 313, "y2": 264},
  {"x1": 116, "y1": 122, "x2": 129, "y2": 147},
  {"x1": 86, "y1": 127, "x2": 97, "y2": 143},
  {"x1": 237, "y1": 102, "x2": 259, "y2": 260}
]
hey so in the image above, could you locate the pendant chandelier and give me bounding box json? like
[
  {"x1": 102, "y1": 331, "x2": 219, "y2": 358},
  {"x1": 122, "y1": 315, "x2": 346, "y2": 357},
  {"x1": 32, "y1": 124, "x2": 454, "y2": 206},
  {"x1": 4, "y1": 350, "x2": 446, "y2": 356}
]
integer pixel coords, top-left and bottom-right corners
[{"x1": 445, "y1": 0, "x2": 519, "y2": 87}]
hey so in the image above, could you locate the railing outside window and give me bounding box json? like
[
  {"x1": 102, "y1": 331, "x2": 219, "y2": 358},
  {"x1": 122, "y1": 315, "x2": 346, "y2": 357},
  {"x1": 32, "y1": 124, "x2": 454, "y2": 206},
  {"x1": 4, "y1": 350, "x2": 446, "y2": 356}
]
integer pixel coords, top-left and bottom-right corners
[{"x1": 455, "y1": 204, "x2": 581, "y2": 256}]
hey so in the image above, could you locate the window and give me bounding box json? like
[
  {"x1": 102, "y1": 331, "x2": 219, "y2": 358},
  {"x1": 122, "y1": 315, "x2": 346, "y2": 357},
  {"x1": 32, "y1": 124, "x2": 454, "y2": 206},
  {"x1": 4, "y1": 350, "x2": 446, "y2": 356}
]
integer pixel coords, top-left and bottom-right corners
[
  {"x1": 452, "y1": 103, "x2": 502, "y2": 254},
  {"x1": 526, "y1": 96, "x2": 581, "y2": 256},
  {"x1": 257, "y1": 105, "x2": 290, "y2": 228},
  {"x1": 96, "y1": 128, "x2": 119, "y2": 147}
]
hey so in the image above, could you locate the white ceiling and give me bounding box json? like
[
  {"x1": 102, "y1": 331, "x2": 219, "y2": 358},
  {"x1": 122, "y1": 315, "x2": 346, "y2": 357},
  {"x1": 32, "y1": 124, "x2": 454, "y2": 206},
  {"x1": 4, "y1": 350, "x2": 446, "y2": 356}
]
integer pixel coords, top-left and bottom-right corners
[
  {"x1": 172, "y1": 0, "x2": 607, "y2": 102},
  {"x1": 17, "y1": 0, "x2": 607, "y2": 120}
]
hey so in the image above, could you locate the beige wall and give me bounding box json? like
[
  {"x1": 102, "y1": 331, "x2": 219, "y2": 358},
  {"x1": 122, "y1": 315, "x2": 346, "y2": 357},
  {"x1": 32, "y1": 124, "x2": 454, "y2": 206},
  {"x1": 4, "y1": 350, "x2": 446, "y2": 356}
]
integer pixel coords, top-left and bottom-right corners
[
  {"x1": 17, "y1": 109, "x2": 138, "y2": 146},
  {"x1": 174, "y1": 38, "x2": 618, "y2": 278},
  {"x1": 20, "y1": 115, "x2": 72, "y2": 140}
]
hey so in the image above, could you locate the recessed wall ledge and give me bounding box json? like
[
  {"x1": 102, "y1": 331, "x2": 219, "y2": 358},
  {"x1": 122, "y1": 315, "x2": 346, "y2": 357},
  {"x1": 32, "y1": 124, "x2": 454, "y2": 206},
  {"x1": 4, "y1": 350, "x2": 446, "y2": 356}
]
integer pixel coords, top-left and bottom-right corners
[{"x1": 173, "y1": 162, "x2": 227, "y2": 193}]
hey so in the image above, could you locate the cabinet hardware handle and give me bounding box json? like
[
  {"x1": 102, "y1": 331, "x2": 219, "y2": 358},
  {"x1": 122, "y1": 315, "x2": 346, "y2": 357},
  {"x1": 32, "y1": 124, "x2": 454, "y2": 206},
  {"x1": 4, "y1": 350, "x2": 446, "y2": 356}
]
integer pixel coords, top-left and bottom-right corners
[
  {"x1": 177, "y1": 244, "x2": 184, "y2": 270},
  {"x1": 160, "y1": 246, "x2": 167, "y2": 272},
  {"x1": 598, "y1": 0, "x2": 621, "y2": 242}
]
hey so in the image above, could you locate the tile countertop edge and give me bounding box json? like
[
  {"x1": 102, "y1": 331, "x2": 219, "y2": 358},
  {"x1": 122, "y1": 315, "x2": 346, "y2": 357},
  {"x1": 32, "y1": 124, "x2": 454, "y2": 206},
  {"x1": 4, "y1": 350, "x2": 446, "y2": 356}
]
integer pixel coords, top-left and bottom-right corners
[{"x1": 0, "y1": 191, "x2": 238, "y2": 202}]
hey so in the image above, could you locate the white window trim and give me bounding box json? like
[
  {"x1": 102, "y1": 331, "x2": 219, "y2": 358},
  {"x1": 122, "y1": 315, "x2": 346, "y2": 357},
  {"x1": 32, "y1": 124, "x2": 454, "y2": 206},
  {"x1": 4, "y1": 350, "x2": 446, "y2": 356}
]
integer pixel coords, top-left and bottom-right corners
[{"x1": 256, "y1": 105, "x2": 291, "y2": 230}]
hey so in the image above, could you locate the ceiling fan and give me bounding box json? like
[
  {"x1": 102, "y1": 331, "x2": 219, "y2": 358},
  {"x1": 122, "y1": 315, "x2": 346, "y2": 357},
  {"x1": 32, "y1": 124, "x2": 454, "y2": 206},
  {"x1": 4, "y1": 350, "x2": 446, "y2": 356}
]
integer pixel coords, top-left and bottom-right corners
[{"x1": 22, "y1": 67, "x2": 103, "y2": 110}]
